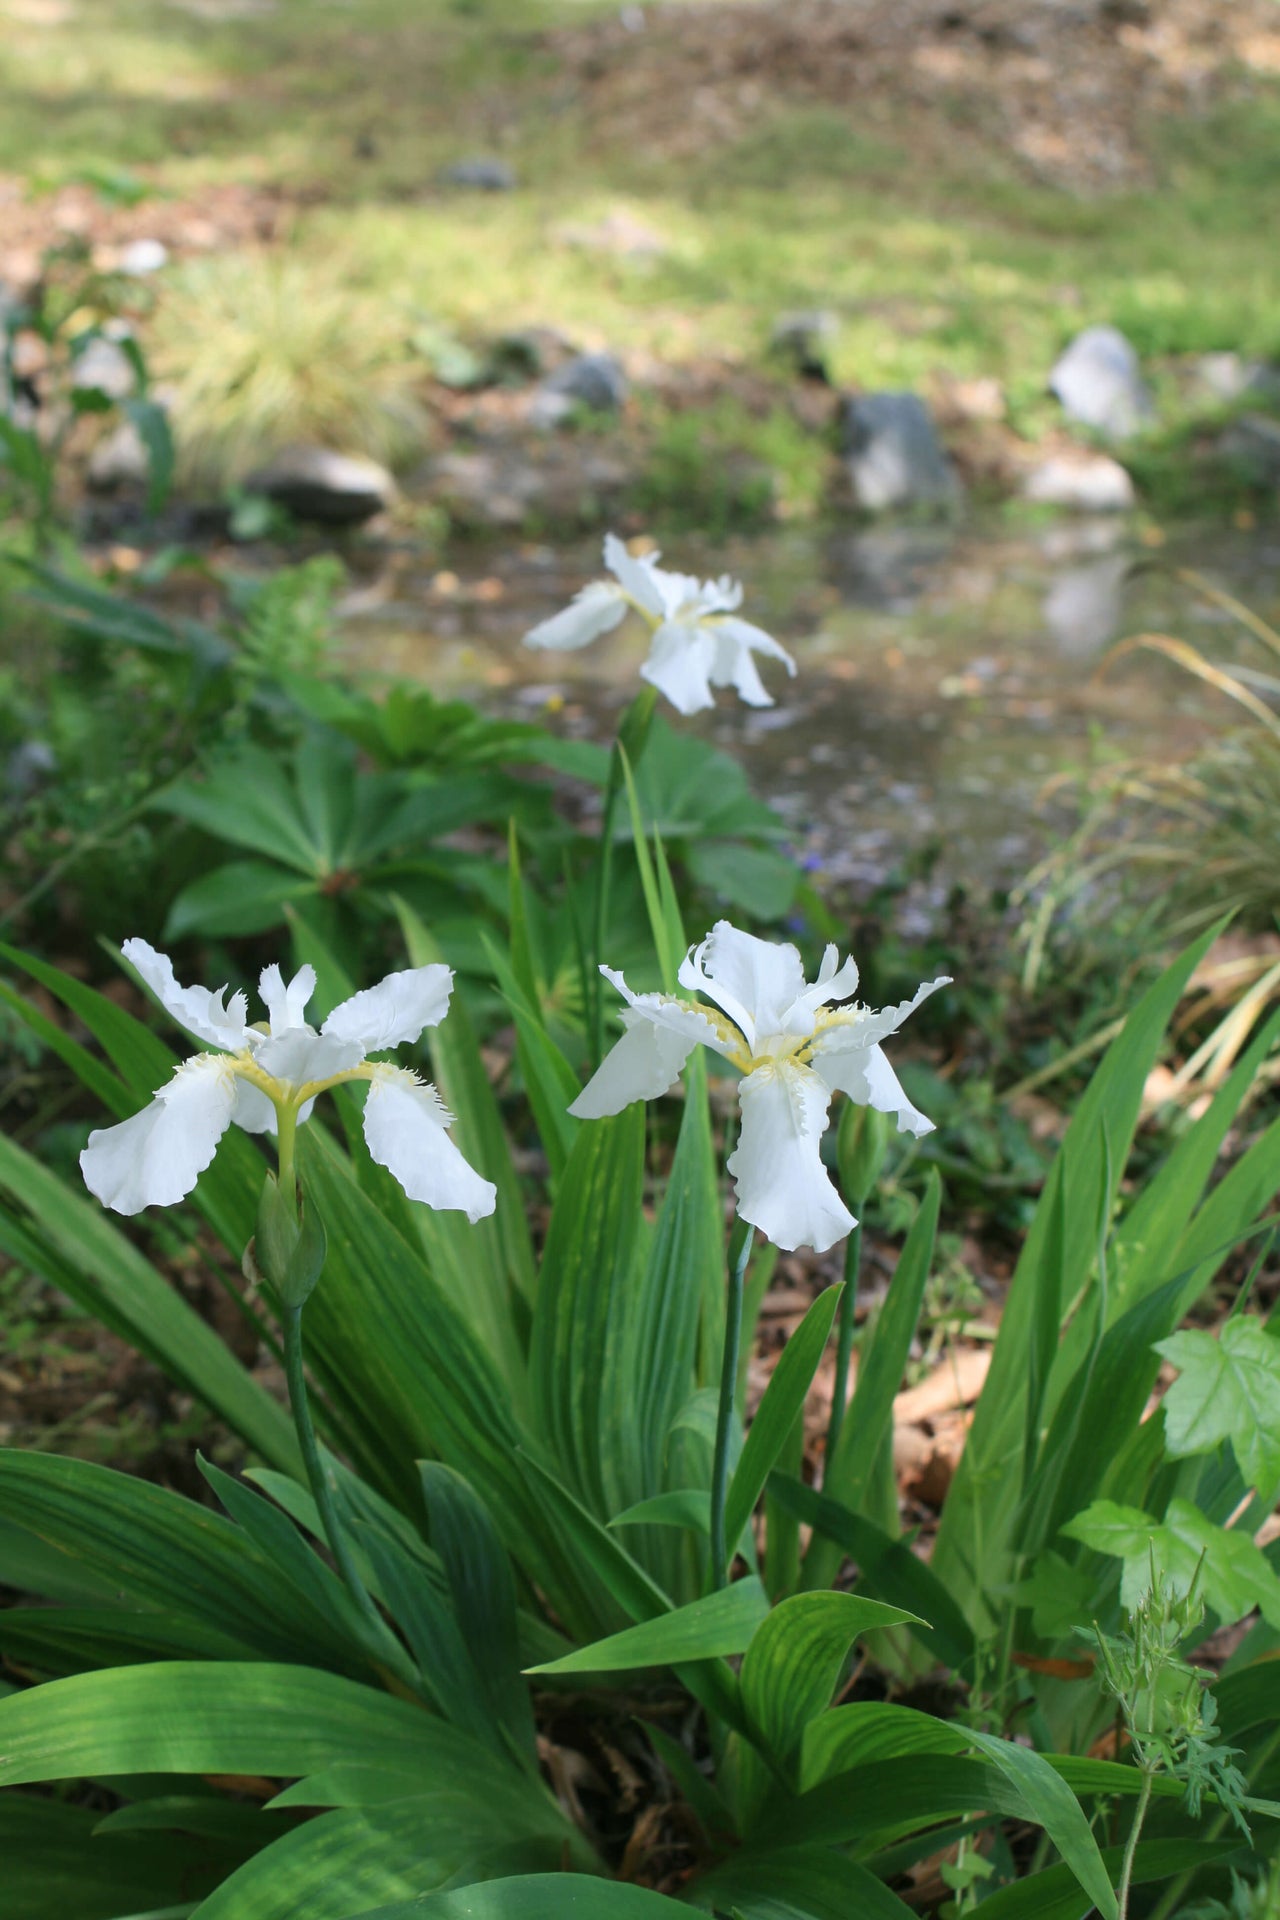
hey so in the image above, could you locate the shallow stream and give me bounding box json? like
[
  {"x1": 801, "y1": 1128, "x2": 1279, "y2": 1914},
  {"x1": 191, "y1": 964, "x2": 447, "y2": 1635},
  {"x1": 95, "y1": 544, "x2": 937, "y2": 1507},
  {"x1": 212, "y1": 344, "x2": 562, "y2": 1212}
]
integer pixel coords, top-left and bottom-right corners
[{"x1": 336, "y1": 515, "x2": 1280, "y2": 929}]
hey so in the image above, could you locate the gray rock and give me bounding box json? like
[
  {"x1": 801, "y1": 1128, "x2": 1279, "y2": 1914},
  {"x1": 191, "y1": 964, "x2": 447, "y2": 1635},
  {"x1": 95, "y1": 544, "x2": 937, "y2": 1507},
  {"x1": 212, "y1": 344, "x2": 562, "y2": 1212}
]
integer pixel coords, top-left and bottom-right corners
[
  {"x1": 440, "y1": 157, "x2": 516, "y2": 192},
  {"x1": 1049, "y1": 326, "x2": 1152, "y2": 439},
  {"x1": 1219, "y1": 414, "x2": 1280, "y2": 488},
  {"x1": 839, "y1": 392, "x2": 960, "y2": 513},
  {"x1": 1044, "y1": 554, "x2": 1129, "y2": 658},
  {"x1": 244, "y1": 446, "x2": 396, "y2": 526},
  {"x1": 428, "y1": 444, "x2": 632, "y2": 530},
  {"x1": 1196, "y1": 352, "x2": 1280, "y2": 406},
  {"x1": 87, "y1": 419, "x2": 150, "y2": 490},
  {"x1": 5, "y1": 739, "x2": 56, "y2": 799},
  {"x1": 769, "y1": 309, "x2": 838, "y2": 379},
  {"x1": 488, "y1": 326, "x2": 574, "y2": 383},
  {"x1": 536, "y1": 351, "x2": 628, "y2": 419},
  {"x1": 1022, "y1": 450, "x2": 1134, "y2": 512},
  {"x1": 72, "y1": 334, "x2": 136, "y2": 401}
]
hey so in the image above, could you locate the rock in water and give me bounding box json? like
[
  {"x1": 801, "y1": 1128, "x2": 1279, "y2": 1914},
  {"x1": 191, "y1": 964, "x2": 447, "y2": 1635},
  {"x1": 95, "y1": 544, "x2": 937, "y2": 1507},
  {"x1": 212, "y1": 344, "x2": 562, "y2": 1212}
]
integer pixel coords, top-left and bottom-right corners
[
  {"x1": 1022, "y1": 450, "x2": 1135, "y2": 511},
  {"x1": 1049, "y1": 326, "x2": 1152, "y2": 438},
  {"x1": 440, "y1": 157, "x2": 516, "y2": 191},
  {"x1": 88, "y1": 420, "x2": 151, "y2": 490},
  {"x1": 532, "y1": 351, "x2": 629, "y2": 424},
  {"x1": 839, "y1": 392, "x2": 959, "y2": 513},
  {"x1": 244, "y1": 447, "x2": 396, "y2": 526},
  {"x1": 1219, "y1": 415, "x2": 1280, "y2": 488}
]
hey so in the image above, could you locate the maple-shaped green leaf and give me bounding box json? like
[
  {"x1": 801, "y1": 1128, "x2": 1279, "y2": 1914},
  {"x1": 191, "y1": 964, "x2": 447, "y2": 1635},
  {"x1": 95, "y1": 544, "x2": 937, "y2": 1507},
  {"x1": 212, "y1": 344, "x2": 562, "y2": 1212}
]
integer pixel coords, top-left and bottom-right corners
[
  {"x1": 1156, "y1": 1318, "x2": 1280, "y2": 1503},
  {"x1": 1064, "y1": 1498, "x2": 1280, "y2": 1629}
]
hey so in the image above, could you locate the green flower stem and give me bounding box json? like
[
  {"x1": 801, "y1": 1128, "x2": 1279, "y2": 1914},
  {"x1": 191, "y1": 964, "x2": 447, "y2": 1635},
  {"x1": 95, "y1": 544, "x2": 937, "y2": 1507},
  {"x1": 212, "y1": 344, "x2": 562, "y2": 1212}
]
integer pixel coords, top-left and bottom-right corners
[
  {"x1": 1116, "y1": 1764, "x2": 1155, "y2": 1920},
  {"x1": 590, "y1": 683, "x2": 658, "y2": 1064},
  {"x1": 710, "y1": 1214, "x2": 754, "y2": 1591},
  {"x1": 823, "y1": 1221, "x2": 862, "y2": 1476}
]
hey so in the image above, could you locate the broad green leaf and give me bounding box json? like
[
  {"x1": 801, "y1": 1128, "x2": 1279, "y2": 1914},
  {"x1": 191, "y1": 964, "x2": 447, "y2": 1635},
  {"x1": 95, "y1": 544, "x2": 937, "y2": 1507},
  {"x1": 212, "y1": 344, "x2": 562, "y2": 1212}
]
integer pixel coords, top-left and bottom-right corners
[
  {"x1": 349, "y1": 1879, "x2": 685, "y2": 1919},
  {"x1": 0, "y1": 1791, "x2": 244, "y2": 1920},
  {"x1": 527, "y1": 1578, "x2": 769, "y2": 1676},
  {"x1": 189, "y1": 1796, "x2": 579, "y2": 1920},
  {"x1": 966, "y1": 1729, "x2": 1117, "y2": 1920},
  {"x1": 608, "y1": 1491, "x2": 709, "y2": 1533},
  {"x1": 723, "y1": 1285, "x2": 842, "y2": 1562},
  {"x1": 739, "y1": 1592, "x2": 921, "y2": 1772},
  {"x1": 0, "y1": 1663, "x2": 468, "y2": 1788},
  {"x1": 973, "y1": 1841, "x2": 1238, "y2": 1920},
  {"x1": 1064, "y1": 1497, "x2": 1280, "y2": 1627},
  {"x1": 1157, "y1": 1317, "x2": 1280, "y2": 1500},
  {"x1": 800, "y1": 1701, "x2": 969, "y2": 1791},
  {"x1": 0, "y1": 1451, "x2": 355, "y2": 1668},
  {"x1": 420, "y1": 1463, "x2": 536, "y2": 1762},
  {"x1": 528, "y1": 1108, "x2": 646, "y2": 1518},
  {"x1": 157, "y1": 746, "x2": 321, "y2": 872},
  {"x1": 804, "y1": 1175, "x2": 939, "y2": 1592},
  {"x1": 395, "y1": 898, "x2": 536, "y2": 1307},
  {"x1": 123, "y1": 394, "x2": 175, "y2": 514},
  {"x1": 933, "y1": 925, "x2": 1224, "y2": 1615},
  {"x1": 688, "y1": 1845, "x2": 918, "y2": 1918},
  {"x1": 165, "y1": 859, "x2": 319, "y2": 940},
  {"x1": 514, "y1": 1452, "x2": 747, "y2": 1733},
  {"x1": 768, "y1": 1476, "x2": 974, "y2": 1672}
]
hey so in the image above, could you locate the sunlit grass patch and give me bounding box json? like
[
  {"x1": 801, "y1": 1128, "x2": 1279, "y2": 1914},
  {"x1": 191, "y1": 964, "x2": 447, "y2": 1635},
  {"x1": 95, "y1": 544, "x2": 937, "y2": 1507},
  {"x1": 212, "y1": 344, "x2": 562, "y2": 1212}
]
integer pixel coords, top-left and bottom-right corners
[{"x1": 153, "y1": 251, "x2": 428, "y2": 486}]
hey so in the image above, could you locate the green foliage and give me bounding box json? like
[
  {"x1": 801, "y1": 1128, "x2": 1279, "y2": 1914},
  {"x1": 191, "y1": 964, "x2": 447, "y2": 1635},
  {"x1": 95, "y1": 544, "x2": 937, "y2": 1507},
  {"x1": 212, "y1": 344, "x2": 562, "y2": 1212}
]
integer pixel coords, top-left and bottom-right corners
[{"x1": 1156, "y1": 1317, "x2": 1280, "y2": 1503}]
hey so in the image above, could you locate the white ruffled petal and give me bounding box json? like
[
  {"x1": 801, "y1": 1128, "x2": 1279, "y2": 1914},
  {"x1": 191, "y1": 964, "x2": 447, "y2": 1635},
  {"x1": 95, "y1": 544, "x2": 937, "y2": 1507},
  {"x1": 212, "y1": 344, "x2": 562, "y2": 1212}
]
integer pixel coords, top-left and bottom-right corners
[
  {"x1": 600, "y1": 965, "x2": 739, "y2": 1062},
  {"x1": 603, "y1": 533, "x2": 667, "y2": 620},
  {"x1": 323, "y1": 964, "x2": 453, "y2": 1053},
  {"x1": 362, "y1": 1065, "x2": 496, "y2": 1221},
  {"x1": 683, "y1": 921, "x2": 808, "y2": 1045},
  {"x1": 640, "y1": 621, "x2": 717, "y2": 715},
  {"x1": 728, "y1": 1061, "x2": 855, "y2": 1255},
  {"x1": 709, "y1": 630, "x2": 774, "y2": 708},
  {"x1": 711, "y1": 613, "x2": 797, "y2": 673},
  {"x1": 255, "y1": 1029, "x2": 364, "y2": 1091},
  {"x1": 811, "y1": 1042, "x2": 935, "y2": 1137},
  {"x1": 812, "y1": 975, "x2": 951, "y2": 1054},
  {"x1": 80, "y1": 1054, "x2": 237, "y2": 1215},
  {"x1": 259, "y1": 963, "x2": 316, "y2": 1035},
  {"x1": 121, "y1": 938, "x2": 249, "y2": 1052},
  {"x1": 523, "y1": 581, "x2": 628, "y2": 652},
  {"x1": 231, "y1": 1078, "x2": 278, "y2": 1134},
  {"x1": 570, "y1": 1009, "x2": 699, "y2": 1119}
]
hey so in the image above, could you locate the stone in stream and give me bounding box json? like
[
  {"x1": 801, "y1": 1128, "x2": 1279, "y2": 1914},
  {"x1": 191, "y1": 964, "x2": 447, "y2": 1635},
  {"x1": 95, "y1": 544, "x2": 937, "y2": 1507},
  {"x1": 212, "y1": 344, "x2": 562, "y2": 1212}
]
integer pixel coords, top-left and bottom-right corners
[
  {"x1": 118, "y1": 238, "x2": 169, "y2": 277},
  {"x1": 1043, "y1": 552, "x2": 1129, "y2": 657},
  {"x1": 839, "y1": 391, "x2": 960, "y2": 513},
  {"x1": 440, "y1": 157, "x2": 516, "y2": 192},
  {"x1": 1022, "y1": 450, "x2": 1135, "y2": 512},
  {"x1": 1049, "y1": 326, "x2": 1152, "y2": 438},
  {"x1": 1218, "y1": 414, "x2": 1280, "y2": 488},
  {"x1": 530, "y1": 351, "x2": 629, "y2": 426},
  {"x1": 72, "y1": 333, "x2": 136, "y2": 402},
  {"x1": 243, "y1": 446, "x2": 396, "y2": 526},
  {"x1": 1193, "y1": 352, "x2": 1280, "y2": 406},
  {"x1": 87, "y1": 419, "x2": 151, "y2": 490},
  {"x1": 769, "y1": 309, "x2": 838, "y2": 381}
]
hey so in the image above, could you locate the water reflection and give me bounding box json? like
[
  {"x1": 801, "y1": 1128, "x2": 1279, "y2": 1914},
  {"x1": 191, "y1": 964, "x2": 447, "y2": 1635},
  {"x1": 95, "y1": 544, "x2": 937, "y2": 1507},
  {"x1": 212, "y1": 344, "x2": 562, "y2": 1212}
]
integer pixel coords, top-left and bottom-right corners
[{"x1": 336, "y1": 520, "x2": 1280, "y2": 912}]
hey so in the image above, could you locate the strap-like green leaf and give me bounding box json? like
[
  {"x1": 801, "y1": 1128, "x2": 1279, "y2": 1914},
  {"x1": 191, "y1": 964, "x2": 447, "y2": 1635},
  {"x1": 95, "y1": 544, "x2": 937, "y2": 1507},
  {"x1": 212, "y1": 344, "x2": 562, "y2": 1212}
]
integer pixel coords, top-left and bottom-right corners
[
  {"x1": 739, "y1": 1592, "x2": 921, "y2": 1772},
  {"x1": 527, "y1": 1578, "x2": 769, "y2": 1676},
  {"x1": 723, "y1": 1284, "x2": 842, "y2": 1562}
]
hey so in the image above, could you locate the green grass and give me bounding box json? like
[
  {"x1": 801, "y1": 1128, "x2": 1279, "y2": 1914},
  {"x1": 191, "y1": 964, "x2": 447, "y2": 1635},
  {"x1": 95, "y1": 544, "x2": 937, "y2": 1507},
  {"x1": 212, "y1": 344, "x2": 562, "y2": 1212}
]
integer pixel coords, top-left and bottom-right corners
[{"x1": 3, "y1": 0, "x2": 1279, "y2": 516}]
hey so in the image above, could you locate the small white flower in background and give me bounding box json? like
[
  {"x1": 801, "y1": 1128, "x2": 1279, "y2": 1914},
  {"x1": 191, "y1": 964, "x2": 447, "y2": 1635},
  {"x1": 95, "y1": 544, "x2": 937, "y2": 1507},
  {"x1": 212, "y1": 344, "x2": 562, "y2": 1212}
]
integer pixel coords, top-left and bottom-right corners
[
  {"x1": 80, "y1": 940, "x2": 497, "y2": 1222},
  {"x1": 572, "y1": 921, "x2": 949, "y2": 1254},
  {"x1": 522, "y1": 533, "x2": 797, "y2": 717}
]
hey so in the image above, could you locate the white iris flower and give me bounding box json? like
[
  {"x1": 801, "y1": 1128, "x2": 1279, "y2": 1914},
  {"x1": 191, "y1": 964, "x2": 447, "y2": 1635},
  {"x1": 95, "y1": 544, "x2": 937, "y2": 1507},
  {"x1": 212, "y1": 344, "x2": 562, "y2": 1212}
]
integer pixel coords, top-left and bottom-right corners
[
  {"x1": 80, "y1": 940, "x2": 497, "y2": 1221},
  {"x1": 522, "y1": 533, "x2": 797, "y2": 717},
  {"x1": 571, "y1": 921, "x2": 949, "y2": 1254}
]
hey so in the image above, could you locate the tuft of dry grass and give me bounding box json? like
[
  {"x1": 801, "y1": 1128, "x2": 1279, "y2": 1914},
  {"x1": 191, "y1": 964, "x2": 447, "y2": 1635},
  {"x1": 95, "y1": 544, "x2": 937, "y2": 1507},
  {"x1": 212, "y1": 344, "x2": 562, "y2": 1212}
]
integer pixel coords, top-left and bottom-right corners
[{"x1": 153, "y1": 250, "x2": 429, "y2": 488}]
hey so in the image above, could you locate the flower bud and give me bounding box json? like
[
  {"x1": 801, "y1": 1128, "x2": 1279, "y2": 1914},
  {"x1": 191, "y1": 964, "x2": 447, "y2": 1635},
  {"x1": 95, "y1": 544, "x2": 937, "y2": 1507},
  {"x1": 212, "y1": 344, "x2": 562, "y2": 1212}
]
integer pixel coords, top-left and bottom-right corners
[
  {"x1": 253, "y1": 1172, "x2": 327, "y2": 1310},
  {"x1": 837, "y1": 1101, "x2": 891, "y2": 1210}
]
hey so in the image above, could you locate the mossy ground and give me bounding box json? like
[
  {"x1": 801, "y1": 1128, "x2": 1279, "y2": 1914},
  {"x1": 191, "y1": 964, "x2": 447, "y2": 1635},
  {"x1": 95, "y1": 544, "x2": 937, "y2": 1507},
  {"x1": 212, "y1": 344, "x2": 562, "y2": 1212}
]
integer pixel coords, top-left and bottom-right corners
[{"x1": 3, "y1": 0, "x2": 1280, "y2": 520}]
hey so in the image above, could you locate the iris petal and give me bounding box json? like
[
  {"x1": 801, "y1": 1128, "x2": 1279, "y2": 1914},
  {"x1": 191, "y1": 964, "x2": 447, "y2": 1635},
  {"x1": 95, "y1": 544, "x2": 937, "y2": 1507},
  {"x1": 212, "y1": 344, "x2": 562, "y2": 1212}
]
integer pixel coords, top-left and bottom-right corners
[
  {"x1": 122, "y1": 938, "x2": 249, "y2": 1051},
  {"x1": 640, "y1": 621, "x2": 717, "y2": 715},
  {"x1": 362, "y1": 1066, "x2": 496, "y2": 1221},
  {"x1": 728, "y1": 1061, "x2": 855, "y2": 1255},
  {"x1": 80, "y1": 1054, "x2": 237, "y2": 1215},
  {"x1": 570, "y1": 1009, "x2": 700, "y2": 1119},
  {"x1": 323, "y1": 964, "x2": 454, "y2": 1053},
  {"x1": 523, "y1": 580, "x2": 628, "y2": 652}
]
